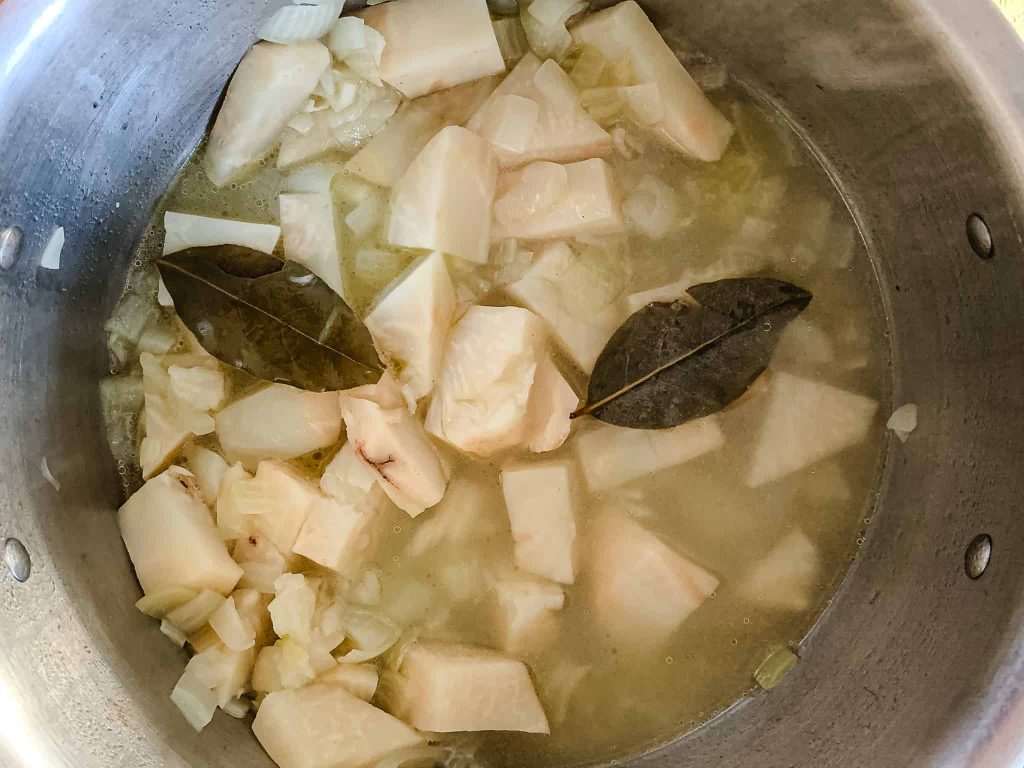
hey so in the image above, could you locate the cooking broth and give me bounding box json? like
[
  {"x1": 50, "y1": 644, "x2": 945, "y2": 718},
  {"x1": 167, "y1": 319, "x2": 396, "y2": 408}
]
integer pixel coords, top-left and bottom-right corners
[{"x1": 102, "y1": 5, "x2": 889, "y2": 766}]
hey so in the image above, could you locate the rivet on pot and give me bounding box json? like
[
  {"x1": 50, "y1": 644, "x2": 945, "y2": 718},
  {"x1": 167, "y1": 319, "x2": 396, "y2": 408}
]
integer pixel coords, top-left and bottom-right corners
[
  {"x1": 0, "y1": 225, "x2": 24, "y2": 270},
  {"x1": 965, "y1": 533, "x2": 992, "y2": 580},
  {"x1": 3, "y1": 537, "x2": 31, "y2": 583},
  {"x1": 965, "y1": 213, "x2": 994, "y2": 260}
]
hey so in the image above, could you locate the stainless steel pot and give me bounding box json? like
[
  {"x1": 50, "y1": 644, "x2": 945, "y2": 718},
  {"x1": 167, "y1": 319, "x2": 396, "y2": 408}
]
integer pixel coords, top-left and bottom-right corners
[{"x1": 1, "y1": 1, "x2": 1023, "y2": 766}]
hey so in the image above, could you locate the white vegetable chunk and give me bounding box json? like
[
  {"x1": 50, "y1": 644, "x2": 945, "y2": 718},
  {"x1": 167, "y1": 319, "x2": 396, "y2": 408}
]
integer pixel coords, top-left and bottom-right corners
[
  {"x1": 886, "y1": 403, "x2": 918, "y2": 443},
  {"x1": 387, "y1": 642, "x2": 549, "y2": 733},
  {"x1": 39, "y1": 226, "x2": 64, "y2": 270},
  {"x1": 254, "y1": 684, "x2": 423, "y2": 768},
  {"x1": 506, "y1": 241, "x2": 622, "y2": 373},
  {"x1": 575, "y1": 417, "x2": 725, "y2": 493},
  {"x1": 404, "y1": 476, "x2": 502, "y2": 559},
  {"x1": 360, "y1": 0, "x2": 505, "y2": 98},
  {"x1": 340, "y1": 375, "x2": 448, "y2": 517},
  {"x1": 388, "y1": 126, "x2": 498, "y2": 264},
  {"x1": 772, "y1": 316, "x2": 836, "y2": 367},
  {"x1": 118, "y1": 467, "x2": 242, "y2": 596},
  {"x1": 319, "y1": 663, "x2": 379, "y2": 701},
  {"x1": 327, "y1": 17, "x2": 386, "y2": 84},
  {"x1": 467, "y1": 54, "x2": 612, "y2": 167},
  {"x1": 492, "y1": 571, "x2": 565, "y2": 654},
  {"x1": 205, "y1": 41, "x2": 330, "y2": 186},
  {"x1": 490, "y1": 158, "x2": 624, "y2": 241},
  {"x1": 162, "y1": 211, "x2": 281, "y2": 256},
  {"x1": 269, "y1": 573, "x2": 317, "y2": 646},
  {"x1": 572, "y1": 1, "x2": 733, "y2": 161},
  {"x1": 501, "y1": 461, "x2": 576, "y2": 584},
  {"x1": 184, "y1": 445, "x2": 229, "y2": 505},
  {"x1": 426, "y1": 306, "x2": 546, "y2": 456},
  {"x1": 585, "y1": 509, "x2": 718, "y2": 650},
  {"x1": 247, "y1": 460, "x2": 324, "y2": 553},
  {"x1": 364, "y1": 252, "x2": 456, "y2": 402},
  {"x1": 253, "y1": 638, "x2": 316, "y2": 693},
  {"x1": 279, "y1": 192, "x2": 344, "y2": 296},
  {"x1": 171, "y1": 655, "x2": 220, "y2": 731},
  {"x1": 292, "y1": 491, "x2": 383, "y2": 575},
  {"x1": 739, "y1": 530, "x2": 820, "y2": 612},
  {"x1": 215, "y1": 384, "x2": 342, "y2": 468},
  {"x1": 747, "y1": 372, "x2": 878, "y2": 487},
  {"x1": 524, "y1": 357, "x2": 577, "y2": 453}
]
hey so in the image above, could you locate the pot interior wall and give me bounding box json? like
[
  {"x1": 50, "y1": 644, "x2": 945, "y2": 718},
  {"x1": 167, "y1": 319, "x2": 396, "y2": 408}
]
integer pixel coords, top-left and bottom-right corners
[{"x1": 0, "y1": 1, "x2": 1022, "y2": 767}]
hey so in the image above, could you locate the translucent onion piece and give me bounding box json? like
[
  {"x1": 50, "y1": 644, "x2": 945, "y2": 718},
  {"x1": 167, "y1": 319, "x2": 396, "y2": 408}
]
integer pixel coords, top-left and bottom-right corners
[
  {"x1": 623, "y1": 175, "x2": 680, "y2": 239},
  {"x1": 527, "y1": 0, "x2": 584, "y2": 27},
  {"x1": 570, "y1": 45, "x2": 607, "y2": 89},
  {"x1": 335, "y1": 609, "x2": 400, "y2": 663},
  {"x1": 492, "y1": 17, "x2": 529, "y2": 63},
  {"x1": 209, "y1": 596, "x2": 256, "y2": 652},
  {"x1": 258, "y1": 0, "x2": 344, "y2": 44},
  {"x1": 282, "y1": 161, "x2": 346, "y2": 194},
  {"x1": 887, "y1": 403, "x2": 918, "y2": 443},
  {"x1": 136, "y1": 586, "x2": 199, "y2": 619},
  {"x1": 754, "y1": 646, "x2": 799, "y2": 690},
  {"x1": 160, "y1": 619, "x2": 189, "y2": 647},
  {"x1": 39, "y1": 226, "x2": 64, "y2": 270},
  {"x1": 344, "y1": 190, "x2": 388, "y2": 238},
  {"x1": 269, "y1": 573, "x2": 317, "y2": 646},
  {"x1": 222, "y1": 697, "x2": 250, "y2": 718},
  {"x1": 170, "y1": 657, "x2": 219, "y2": 731},
  {"x1": 349, "y1": 568, "x2": 384, "y2": 605},
  {"x1": 166, "y1": 589, "x2": 227, "y2": 633}
]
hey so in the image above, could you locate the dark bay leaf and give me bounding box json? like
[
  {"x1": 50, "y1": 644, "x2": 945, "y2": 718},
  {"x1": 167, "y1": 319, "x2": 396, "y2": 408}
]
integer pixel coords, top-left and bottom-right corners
[
  {"x1": 576, "y1": 277, "x2": 812, "y2": 429},
  {"x1": 157, "y1": 245, "x2": 383, "y2": 392}
]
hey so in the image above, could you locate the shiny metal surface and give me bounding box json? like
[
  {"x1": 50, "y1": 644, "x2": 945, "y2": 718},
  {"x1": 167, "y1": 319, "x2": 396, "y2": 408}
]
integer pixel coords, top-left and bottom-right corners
[{"x1": 0, "y1": 1, "x2": 1023, "y2": 767}]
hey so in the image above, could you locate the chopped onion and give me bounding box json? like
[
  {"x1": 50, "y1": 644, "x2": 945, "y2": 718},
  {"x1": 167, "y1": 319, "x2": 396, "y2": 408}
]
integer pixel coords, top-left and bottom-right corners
[
  {"x1": 491, "y1": 239, "x2": 533, "y2": 286},
  {"x1": 137, "y1": 323, "x2": 179, "y2": 355},
  {"x1": 623, "y1": 175, "x2": 680, "y2": 239},
  {"x1": 105, "y1": 291, "x2": 160, "y2": 344},
  {"x1": 39, "y1": 226, "x2": 64, "y2": 270},
  {"x1": 167, "y1": 365, "x2": 225, "y2": 412},
  {"x1": 344, "y1": 190, "x2": 387, "y2": 238},
  {"x1": 327, "y1": 17, "x2": 386, "y2": 85},
  {"x1": 571, "y1": 45, "x2": 608, "y2": 89},
  {"x1": 335, "y1": 609, "x2": 400, "y2": 663},
  {"x1": 887, "y1": 403, "x2": 918, "y2": 443},
  {"x1": 238, "y1": 561, "x2": 283, "y2": 594},
  {"x1": 136, "y1": 587, "x2": 199, "y2": 619},
  {"x1": 171, "y1": 658, "x2": 219, "y2": 731},
  {"x1": 282, "y1": 161, "x2": 346, "y2": 194},
  {"x1": 520, "y1": 0, "x2": 582, "y2": 61},
  {"x1": 269, "y1": 573, "x2": 317, "y2": 646},
  {"x1": 166, "y1": 589, "x2": 227, "y2": 633},
  {"x1": 258, "y1": 0, "x2": 344, "y2": 44},
  {"x1": 221, "y1": 697, "x2": 250, "y2": 719},
  {"x1": 39, "y1": 457, "x2": 60, "y2": 492},
  {"x1": 349, "y1": 568, "x2": 384, "y2": 605},
  {"x1": 527, "y1": 0, "x2": 586, "y2": 28},
  {"x1": 160, "y1": 619, "x2": 189, "y2": 647},
  {"x1": 287, "y1": 112, "x2": 317, "y2": 135},
  {"x1": 754, "y1": 645, "x2": 799, "y2": 690},
  {"x1": 209, "y1": 596, "x2": 256, "y2": 652},
  {"x1": 492, "y1": 17, "x2": 529, "y2": 63},
  {"x1": 157, "y1": 277, "x2": 174, "y2": 307},
  {"x1": 579, "y1": 87, "x2": 623, "y2": 127}
]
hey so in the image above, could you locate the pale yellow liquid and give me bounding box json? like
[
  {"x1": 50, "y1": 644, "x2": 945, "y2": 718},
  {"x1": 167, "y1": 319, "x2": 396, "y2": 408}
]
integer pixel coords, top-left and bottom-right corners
[{"x1": 119, "y1": 74, "x2": 888, "y2": 768}]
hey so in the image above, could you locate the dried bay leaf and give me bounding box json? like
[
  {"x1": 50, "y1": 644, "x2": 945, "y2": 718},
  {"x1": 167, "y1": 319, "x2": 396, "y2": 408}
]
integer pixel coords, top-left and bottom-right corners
[
  {"x1": 576, "y1": 278, "x2": 812, "y2": 429},
  {"x1": 158, "y1": 245, "x2": 383, "y2": 392}
]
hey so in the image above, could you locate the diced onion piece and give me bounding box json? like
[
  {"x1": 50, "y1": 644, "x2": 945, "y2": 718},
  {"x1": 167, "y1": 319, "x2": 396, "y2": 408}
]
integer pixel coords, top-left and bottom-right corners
[
  {"x1": 349, "y1": 568, "x2": 384, "y2": 605},
  {"x1": 136, "y1": 587, "x2": 199, "y2": 619},
  {"x1": 492, "y1": 17, "x2": 529, "y2": 62},
  {"x1": 160, "y1": 619, "x2": 189, "y2": 647},
  {"x1": 105, "y1": 291, "x2": 160, "y2": 344},
  {"x1": 623, "y1": 174, "x2": 680, "y2": 239},
  {"x1": 137, "y1": 323, "x2": 179, "y2": 355},
  {"x1": 887, "y1": 403, "x2": 918, "y2": 442},
  {"x1": 39, "y1": 226, "x2": 64, "y2": 270},
  {"x1": 754, "y1": 646, "x2": 799, "y2": 690},
  {"x1": 167, "y1": 365, "x2": 226, "y2": 412},
  {"x1": 287, "y1": 112, "x2": 316, "y2": 134},
  {"x1": 171, "y1": 658, "x2": 220, "y2": 731},
  {"x1": 579, "y1": 86, "x2": 623, "y2": 127},
  {"x1": 269, "y1": 573, "x2": 317, "y2": 646},
  {"x1": 166, "y1": 589, "x2": 227, "y2": 634},
  {"x1": 570, "y1": 45, "x2": 607, "y2": 89},
  {"x1": 354, "y1": 248, "x2": 405, "y2": 289},
  {"x1": 281, "y1": 161, "x2": 346, "y2": 194},
  {"x1": 527, "y1": 0, "x2": 583, "y2": 27},
  {"x1": 209, "y1": 596, "x2": 256, "y2": 652},
  {"x1": 162, "y1": 211, "x2": 281, "y2": 256},
  {"x1": 336, "y1": 609, "x2": 400, "y2": 663},
  {"x1": 344, "y1": 190, "x2": 388, "y2": 238},
  {"x1": 222, "y1": 697, "x2": 250, "y2": 718},
  {"x1": 328, "y1": 17, "x2": 386, "y2": 85},
  {"x1": 259, "y1": 0, "x2": 344, "y2": 44}
]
